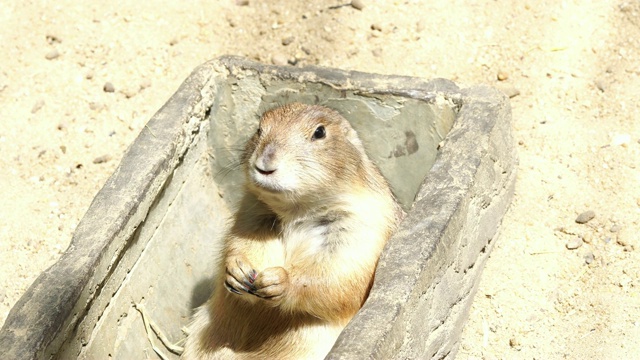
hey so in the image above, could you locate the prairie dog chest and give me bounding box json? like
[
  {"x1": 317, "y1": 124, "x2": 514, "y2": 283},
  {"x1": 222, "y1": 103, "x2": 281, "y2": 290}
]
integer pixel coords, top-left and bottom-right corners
[{"x1": 281, "y1": 216, "x2": 341, "y2": 262}]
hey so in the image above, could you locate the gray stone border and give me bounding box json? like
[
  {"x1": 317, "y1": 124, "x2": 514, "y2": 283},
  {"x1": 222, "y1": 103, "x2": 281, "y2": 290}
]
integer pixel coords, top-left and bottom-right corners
[{"x1": 330, "y1": 84, "x2": 516, "y2": 359}]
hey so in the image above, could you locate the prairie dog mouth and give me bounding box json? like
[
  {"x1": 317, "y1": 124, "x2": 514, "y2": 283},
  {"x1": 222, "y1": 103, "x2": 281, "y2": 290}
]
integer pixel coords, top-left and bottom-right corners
[
  {"x1": 250, "y1": 167, "x2": 290, "y2": 193},
  {"x1": 255, "y1": 166, "x2": 275, "y2": 176}
]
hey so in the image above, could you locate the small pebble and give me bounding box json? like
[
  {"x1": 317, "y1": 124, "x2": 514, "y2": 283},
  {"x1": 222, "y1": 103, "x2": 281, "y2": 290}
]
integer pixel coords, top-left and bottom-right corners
[
  {"x1": 498, "y1": 86, "x2": 520, "y2": 98},
  {"x1": 140, "y1": 78, "x2": 152, "y2": 89},
  {"x1": 620, "y1": 3, "x2": 633, "y2": 12},
  {"x1": 93, "y1": 155, "x2": 111, "y2": 164},
  {"x1": 372, "y1": 48, "x2": 382, "y2": 57},
  {"x1": 566, "y1": 237, "x2": 583, "y2": 250},
  {"x1": 575, "y1": 210, "x2": 595, "y2": 224},
  {"x1": 323, "y1": 34, "x2": 336, "y2": 42},
  {"x1": 281, "y1": 36, "x2": 295, "y2": 46},
  {"x1": 31, "y1": 99, "x2": 45, "y2": 113},
  {"x1": 610, "y1": 224, "x2": 620, "y2": 233},
  {"x1": 122, "y1": 87, "x2": 138, "y2": 98},
  {"x1": 103, "y1": 82, "x2": 115, "y2": 93},
  {"x1": 57, "y1": 123, "x2": 67, "y2": 131},
  {"x1": 45, "y1": 49, "x2": 60, "y2": 60},
  {"x1": 89, "y1": 102, "x2": 104, "y2": 111},
  {"x1": 235, "y1": 0, "x2": 249, "y2": 5},
  {"x1": 611, "y1": 133, "x2": 631, "y2": 147},
  {"x1": 497, "y1": 71, "x2": 509, "y2": 81},
  {"x1": 351, "y1": 0, "x2": 364, "y2": 10},
  {"x1": 289, "y1": 57, "x2": 300, "y2": 66},
  {"x1": 46, "y1": 34, "x2": 62, "y2": 44},
  {"x1": 85, "y1": 70, "x2": 94, "y2": 80},
  {"x1": 371, "y1": 23, "x2": 382, "y2": 32},
  {"x1": 509, "y1": 337, "x2": 521, "y2": 350},
  {"x1": 595, "y1": 79, "x2": 606, "y2": 92},
  {"x1": 616, "y1": 228, "x2": 635, "y2": 249},
  {"x1": 271, "y1": 53, "x2": 289, "y2": 66},
  {"x1": 584, "y1": 252, "x2": 595, "y2": 264}
]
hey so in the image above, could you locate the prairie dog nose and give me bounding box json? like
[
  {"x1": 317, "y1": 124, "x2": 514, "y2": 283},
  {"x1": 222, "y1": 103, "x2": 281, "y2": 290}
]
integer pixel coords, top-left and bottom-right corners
[{"x1": 255, "y1": 143, "x2": 277, "y2": 175}]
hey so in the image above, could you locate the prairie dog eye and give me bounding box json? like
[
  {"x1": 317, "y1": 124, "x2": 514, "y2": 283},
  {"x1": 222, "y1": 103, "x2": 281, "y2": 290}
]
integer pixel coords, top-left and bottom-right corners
[
  {"x1": 312, "y1": 125, "x2": 326, "y2": 140},
  {"x1": 256, "y1": 127, "x2": 262, "y2": 136}
]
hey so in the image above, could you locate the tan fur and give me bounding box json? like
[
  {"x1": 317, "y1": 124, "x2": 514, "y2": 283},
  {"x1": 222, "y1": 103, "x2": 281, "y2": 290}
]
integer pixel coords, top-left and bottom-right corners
[{"x1": 182, "y1": 103, "x2": 401, "y2": 360}]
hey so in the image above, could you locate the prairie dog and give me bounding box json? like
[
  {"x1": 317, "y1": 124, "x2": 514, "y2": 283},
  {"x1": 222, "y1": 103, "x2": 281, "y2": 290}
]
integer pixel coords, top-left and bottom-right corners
[{"x1": 183, "y1": 103, "x2": 401, "y2": 360}]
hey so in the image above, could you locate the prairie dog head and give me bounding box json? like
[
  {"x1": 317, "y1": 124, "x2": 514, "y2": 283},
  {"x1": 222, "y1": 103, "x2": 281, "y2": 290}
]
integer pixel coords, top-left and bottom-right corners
[{"x1": 243, "y1": 103, "x2": 369, "y2": 207}]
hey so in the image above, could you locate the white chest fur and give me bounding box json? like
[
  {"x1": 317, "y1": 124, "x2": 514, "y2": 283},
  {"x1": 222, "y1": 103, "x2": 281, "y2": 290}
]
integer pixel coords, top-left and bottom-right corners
[{"x1": 281, "y1": 218, "x2": 330, "y2": 263}]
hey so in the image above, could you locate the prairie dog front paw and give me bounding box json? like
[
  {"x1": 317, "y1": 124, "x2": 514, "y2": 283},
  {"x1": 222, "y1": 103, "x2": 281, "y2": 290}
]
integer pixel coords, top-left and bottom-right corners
[
  {"x1": 250, "y1": 266, "x2": 290, "y2": 304},
  {"x1": 224, "y1": 255, "x2": 258, "y2": 296}
]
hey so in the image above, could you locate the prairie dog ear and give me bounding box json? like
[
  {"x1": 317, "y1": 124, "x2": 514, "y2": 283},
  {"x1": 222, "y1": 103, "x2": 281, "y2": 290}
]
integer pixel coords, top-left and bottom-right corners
[{"x1": 343, "y1": 125, "x2": 366, "y2": 152}]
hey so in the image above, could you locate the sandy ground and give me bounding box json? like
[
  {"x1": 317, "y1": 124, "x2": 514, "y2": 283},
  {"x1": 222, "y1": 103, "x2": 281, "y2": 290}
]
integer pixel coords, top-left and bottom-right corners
[{"x1": 1, "y1": 1, "x2": 639, "y2": 358}]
